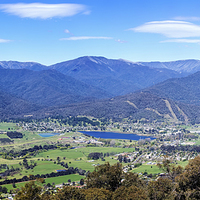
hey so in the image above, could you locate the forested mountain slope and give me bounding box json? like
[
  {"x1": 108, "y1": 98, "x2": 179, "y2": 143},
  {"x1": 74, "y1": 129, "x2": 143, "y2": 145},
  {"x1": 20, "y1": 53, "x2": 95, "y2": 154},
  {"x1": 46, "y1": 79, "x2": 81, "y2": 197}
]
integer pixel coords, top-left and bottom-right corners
[
  {"x1": 0, "y1": 69, "x2": 110, "y2": 107},
  {"x1": 32, "y1": 92, "x2": 200, "y2": 124},
  {"x1": 143, "y1": 71, "x2": 200, "y2": 106}
]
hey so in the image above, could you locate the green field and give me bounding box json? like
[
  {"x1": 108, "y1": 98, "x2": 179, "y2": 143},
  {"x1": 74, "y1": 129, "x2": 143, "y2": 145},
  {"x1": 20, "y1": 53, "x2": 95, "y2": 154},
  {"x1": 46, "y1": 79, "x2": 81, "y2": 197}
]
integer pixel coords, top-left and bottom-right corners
[
  {"x1": 0, "y1": 123, "x2": 18, "y2": 131},
  {"x1": 132, "y1": 163, "x2": 162, "y2": 174},
  {"x1": 3, "y1": 174, "x2": 84, "y2": 191},
  {"x1": 0, "y1": 146, "x2": 134, "y2": 190},
  {"x1": 132, "y1": 160, "x2": 189, "y2": 175}
]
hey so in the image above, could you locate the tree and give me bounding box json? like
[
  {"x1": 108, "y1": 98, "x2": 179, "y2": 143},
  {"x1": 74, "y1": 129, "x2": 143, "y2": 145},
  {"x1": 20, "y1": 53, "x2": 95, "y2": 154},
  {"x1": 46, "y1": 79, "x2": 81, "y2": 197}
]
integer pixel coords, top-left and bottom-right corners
[
  {"x1": 118, "y1": 155, "x2": 122, "y2": 163},
  {"x1": 86, "y1": 162, "x2": 123, "y2": 191},
  {"x1": 12, "y1": 182, "x2": 16, "y2": 188},
  {"x1": 175, "y1": 156, "x2": 200, "y2": 199},
  {"x1": 113, "y1": 186, "x2": 148, "y2": 200},
  {"x1": 147, "y1": 177, "x2": 174, "y2": 200},
  {"x1": 121, "y1": 172, "x2": 145, "y2": 188},
  {"x1": 15, "y1": 181, "x2": 42, "y2": 200},
  {"x1": 157, "y1": 156, "x2": 183, "y2": 182},
  {"x1": 53, "y1": 186, "x2": 85, "y2": 200},
  {"x1": 84, "y1": 188, "x2": 112, "y2": 200},
  {"x1": 80, "y1": 178, "x2": 84, "y2": 186},
  {"x1": 1, "y1": 186, "x2": 8, "y2": 194}
]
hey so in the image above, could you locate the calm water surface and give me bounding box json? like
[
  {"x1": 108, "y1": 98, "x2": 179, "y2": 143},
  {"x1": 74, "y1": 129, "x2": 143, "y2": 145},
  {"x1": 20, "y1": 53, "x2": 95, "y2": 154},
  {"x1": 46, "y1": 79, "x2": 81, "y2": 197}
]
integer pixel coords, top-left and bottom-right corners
[
  {"x1": 39, "y1": 133, "x2": 60, "y2": 137},
  {"x1": 79, "y1": 131, "x2": 156, "y2": 140}
]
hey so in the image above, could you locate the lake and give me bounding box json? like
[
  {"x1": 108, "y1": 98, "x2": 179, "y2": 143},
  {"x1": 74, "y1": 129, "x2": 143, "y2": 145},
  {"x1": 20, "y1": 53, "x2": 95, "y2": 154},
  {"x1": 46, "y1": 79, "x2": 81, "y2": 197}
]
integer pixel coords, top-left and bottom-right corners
[
  {"x1": 56, "y1": 169, "x2": 67, "y2": 172},
  {"x1": 79, "y1": 131, "x2": 156, "y2": 140},
  {"x1": 39, "y1": 133, "x2": 60, "y2": 137}
]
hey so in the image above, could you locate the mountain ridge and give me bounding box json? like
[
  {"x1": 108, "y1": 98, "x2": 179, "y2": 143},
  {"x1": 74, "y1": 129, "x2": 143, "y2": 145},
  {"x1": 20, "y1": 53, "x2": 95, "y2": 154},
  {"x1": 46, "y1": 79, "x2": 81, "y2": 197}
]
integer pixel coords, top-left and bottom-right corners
[
  {"x1": 138, "y1": 59, "x2": 200, "y2": 74},
  {"x1": 49, "y1": 56, "x2": 185, "y2": 96},
  {"x1": 1, "y1": 56, "x2": 199, "y2": 74}
]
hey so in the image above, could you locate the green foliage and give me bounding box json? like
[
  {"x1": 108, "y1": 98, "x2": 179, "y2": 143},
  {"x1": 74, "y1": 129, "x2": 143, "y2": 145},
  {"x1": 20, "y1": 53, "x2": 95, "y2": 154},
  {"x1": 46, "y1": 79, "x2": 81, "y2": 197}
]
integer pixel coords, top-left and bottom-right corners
[
  {"x1": 148, "y1": 178, "x2": 174, "y2": 200},
  {"x1": 15, "y1": 181, "x2": 42, "y2": 200},
  {"x1": 52, "y1": 186, "x2": 85, "y2": 200},
  {"x1": 113, "y1": 186, "x2": 148, "y2": 200},
  {"x1": 86, "y1": 162, "x2": 123, "y2": 191},
  {"x1": 84, "y1": 188, "x2": 112, "y2": 200}
]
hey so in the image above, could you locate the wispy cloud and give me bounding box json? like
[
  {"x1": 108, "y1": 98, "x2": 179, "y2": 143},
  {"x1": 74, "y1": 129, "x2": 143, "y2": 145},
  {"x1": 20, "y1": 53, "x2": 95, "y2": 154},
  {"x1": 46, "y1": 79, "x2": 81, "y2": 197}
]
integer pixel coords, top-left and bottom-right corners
[
  {"x1": 131, "y1": 20, "x2": 200, "y2": 38},
  {"x1": 173, "y1": 16, "x2": 200, "y2": 21},
  {"x1": 64, "y1": 29, "x2": 74, "y2": 36},
  {"x1": 161, "y1": 39, "x2": 200, "y2": 44},
  {"x1": 60, "y1": 36, "x2": 113, "y2": 41},
  {"x1": 0, "y1": 39, "x2": 11, "y2": 43},
  {"x1": 0, "y1": 3, "x2": 90, "y2": 19},
  {"x1": 115, "y1": 39, "x2": 127, "y2": 43}
]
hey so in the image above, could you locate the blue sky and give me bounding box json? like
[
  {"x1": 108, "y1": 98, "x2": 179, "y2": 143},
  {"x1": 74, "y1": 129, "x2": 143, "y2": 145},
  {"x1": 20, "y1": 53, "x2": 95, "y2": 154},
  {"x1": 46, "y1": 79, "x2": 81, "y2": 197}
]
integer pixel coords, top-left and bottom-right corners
[{"x1": 1, "y1": 0, "x2": 200, "y2": 65}]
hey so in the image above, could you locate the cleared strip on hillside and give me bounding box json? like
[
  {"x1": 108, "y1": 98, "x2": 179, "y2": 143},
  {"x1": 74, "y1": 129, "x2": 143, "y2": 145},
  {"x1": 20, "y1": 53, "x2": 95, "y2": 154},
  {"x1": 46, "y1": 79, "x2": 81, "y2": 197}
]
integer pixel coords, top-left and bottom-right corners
[
  {"x1": 145, "y1": 108, "x2": 162, "y2": 116},
  {"x1": 175, "y1": 104, "x2": 188, "y2": 123},
  {"x1": 163, "y1": 99, "x2": 178, "y2": 121},
  {"x1": 125, "y1": 101, "x2": 138, "y2": 109}
]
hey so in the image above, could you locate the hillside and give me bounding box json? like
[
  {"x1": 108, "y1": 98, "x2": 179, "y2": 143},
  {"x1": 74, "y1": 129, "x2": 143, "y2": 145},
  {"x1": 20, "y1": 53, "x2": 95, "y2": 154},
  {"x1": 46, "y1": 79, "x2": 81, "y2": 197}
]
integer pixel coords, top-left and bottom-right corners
[
  {"x1": 0, "y1": 89, "x2": 41, "y2": 119},
  {"x1": 0, "y1": 69, "x2": 110, "y2": 107},
  {"x1": 32, "y1": 92, "x2": 200, "y2": 124},
  {"x1": 143, "y1": 71, "x2": 200, "y2": 106}
]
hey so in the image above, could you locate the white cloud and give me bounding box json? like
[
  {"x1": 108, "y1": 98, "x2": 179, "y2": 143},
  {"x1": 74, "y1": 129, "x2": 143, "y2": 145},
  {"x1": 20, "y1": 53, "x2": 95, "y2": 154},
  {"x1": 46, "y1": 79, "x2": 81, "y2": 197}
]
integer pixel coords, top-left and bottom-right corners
[
  {"x1": 0, "y1": 39, "x2": 11, "y2": 43},
  {"x1": 65, "y1": 29, "x2": 70, "y2": 34},
  {"x1": 60, "y1": 36, "x2": 113, "y2": 41},
  {"x1": 173, "y1": 16, "x2": 200, "y2": 21},
  {"x1": 161, "y1": 39, "x2": 200, "y2": 44},
  {"x1": 64, "y1": 29, "x2": 74, "y2": 36},
  {"x1": 115, "y1": 39, "x2": 127, "y2": 43},
  {"x1": 0, "y1": 3, "x2": 90, "y2": 19},
  {"x1": 131, "y1": 20, "x2": 200, "y2": 38}
]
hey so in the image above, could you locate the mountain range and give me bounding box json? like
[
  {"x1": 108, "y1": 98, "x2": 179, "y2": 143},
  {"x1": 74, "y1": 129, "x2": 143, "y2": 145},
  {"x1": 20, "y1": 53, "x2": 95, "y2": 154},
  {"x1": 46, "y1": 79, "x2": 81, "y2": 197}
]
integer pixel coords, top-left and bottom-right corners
[
  {"x1": 138, "y1": 59, "x2": 200, "y2": 74},
  {"x1": 2, "y1": 57, "x2": 200, "y2": 74},
  {"x1": 0, "y1": 56, "x2": 186, "y2": 97},
  {"x1": 1, "y1": 56, "x2": 200, "y2": 123},
  {"x1": 50, "y1": 56, "x2": 185, "y2": 96}
]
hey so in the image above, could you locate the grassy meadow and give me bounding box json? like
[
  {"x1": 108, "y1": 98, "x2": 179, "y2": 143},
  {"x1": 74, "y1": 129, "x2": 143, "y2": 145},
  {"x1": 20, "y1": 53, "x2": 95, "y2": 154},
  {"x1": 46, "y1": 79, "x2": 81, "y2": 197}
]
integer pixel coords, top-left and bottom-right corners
[{"x1": 0, "y1": 146, "x2": 134, "y2": 190}]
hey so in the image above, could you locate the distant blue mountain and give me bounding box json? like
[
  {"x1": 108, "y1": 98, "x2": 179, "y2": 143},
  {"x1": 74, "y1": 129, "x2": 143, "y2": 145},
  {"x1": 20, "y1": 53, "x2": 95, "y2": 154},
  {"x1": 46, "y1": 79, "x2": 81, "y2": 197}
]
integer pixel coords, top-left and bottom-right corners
[
  {"x1": 138, "y1": 59, "x2": 200, "y2": 74},
  {"x1": 0, "y1": 61, "x2": 48, "y2": 71},
  {"x1": 49, "y1": 56, "x2": 185, "y2": 96}
]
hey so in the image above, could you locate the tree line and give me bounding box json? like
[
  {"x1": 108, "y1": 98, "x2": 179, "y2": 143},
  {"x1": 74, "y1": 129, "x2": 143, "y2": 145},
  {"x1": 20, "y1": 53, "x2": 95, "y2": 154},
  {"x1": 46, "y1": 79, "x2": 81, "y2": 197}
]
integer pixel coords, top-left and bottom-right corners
[
  {"x1": 1, "y1": 144, "x2": 70, "y2": 159},
  {"x1": 0, "y1": 165, "x2": 86, "y2": 186}
]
